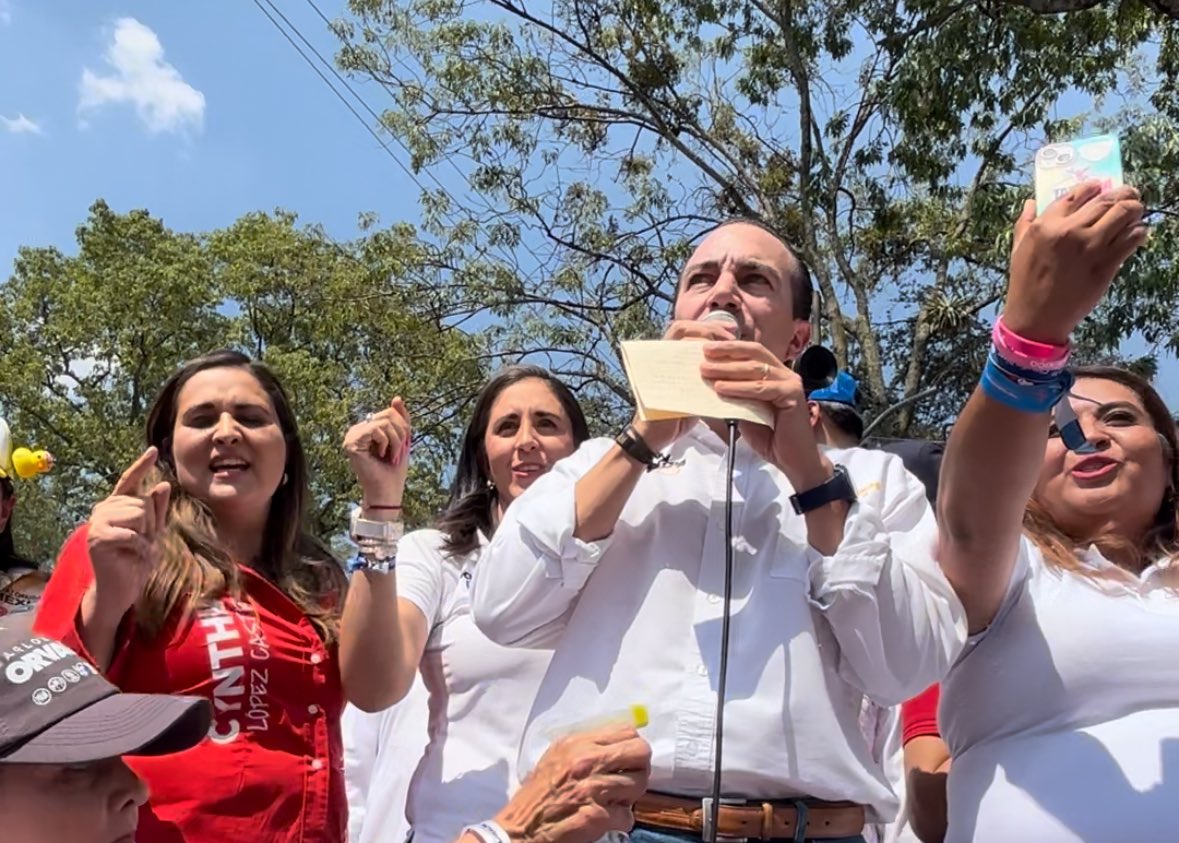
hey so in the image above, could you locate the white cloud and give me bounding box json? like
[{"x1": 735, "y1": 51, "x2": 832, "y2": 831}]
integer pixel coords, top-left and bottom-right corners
[
  {"x1": 1, "y1": 113, "x2": 42, "y2": 135},
  {"x1": 78, "y1": 18, "x2": 205, "y2": 135}
]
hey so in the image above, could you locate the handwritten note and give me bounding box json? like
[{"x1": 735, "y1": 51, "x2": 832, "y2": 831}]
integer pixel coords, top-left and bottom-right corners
[{"x1": 619, "y1": 340, "x2": 774, "y2": 427}]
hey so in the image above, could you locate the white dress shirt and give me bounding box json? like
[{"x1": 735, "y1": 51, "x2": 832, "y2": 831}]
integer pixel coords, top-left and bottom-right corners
[
  {"x1": 942, "y1": 540, "x2": 1179, "y2": 842},
  {"x1": 343, "y1": 676, "x2": 430, "y2": 843},
  {"x1": 472, "y1": 425, "x2": 966, "y2": 821},
  {"x1": 859, "y1": 700, "x2": 920, "y2": 843},
  {"x1": 366, "y1": 529, "x2": 552, "y2": 843}
]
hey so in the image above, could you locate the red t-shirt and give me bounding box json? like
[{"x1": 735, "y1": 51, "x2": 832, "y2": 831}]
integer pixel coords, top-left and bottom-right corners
[
  {"x1": 901, "y1": 682, "x2": 941, "y2": 745},
  {"x1": 35, "y1": 527, "x2": 347, "y2": 843}
]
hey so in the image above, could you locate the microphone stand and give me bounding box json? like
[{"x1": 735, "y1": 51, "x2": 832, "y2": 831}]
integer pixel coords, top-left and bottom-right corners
[{"x1": 706, "y1": 418, "x2": 739, "y2": 843}]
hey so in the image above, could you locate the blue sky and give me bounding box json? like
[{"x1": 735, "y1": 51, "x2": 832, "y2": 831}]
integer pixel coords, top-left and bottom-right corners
[
  {"x1": 2, "y1": 0, "x2": 1175, "y2": 408},
  {"x1": 0, "y1": 0, "x2": 426, "y2": 268}
]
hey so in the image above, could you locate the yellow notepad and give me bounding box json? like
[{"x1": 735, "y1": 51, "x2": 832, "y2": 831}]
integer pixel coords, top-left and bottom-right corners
[{"x1": 619, "y1": 340, "x2": 774, "y2": 427}]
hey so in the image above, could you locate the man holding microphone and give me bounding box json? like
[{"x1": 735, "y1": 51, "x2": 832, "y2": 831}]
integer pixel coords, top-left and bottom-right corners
[{"x1": 472, "y1": 220, "x2": 965, "y2": 843}]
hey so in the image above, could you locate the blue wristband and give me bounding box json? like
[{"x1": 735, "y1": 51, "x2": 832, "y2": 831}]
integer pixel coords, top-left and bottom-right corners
[
  {"x1": 980, "y1": 349, "x2": 1096, "y2": 454},
  {"x1": 980, "y1": 350, "x2": 1072, "y2": 414}
]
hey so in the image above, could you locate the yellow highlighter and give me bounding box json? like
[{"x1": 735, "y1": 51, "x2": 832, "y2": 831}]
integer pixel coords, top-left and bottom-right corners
[{"x1": 545, "y1": 704, "x2": 649, "y2": 739}]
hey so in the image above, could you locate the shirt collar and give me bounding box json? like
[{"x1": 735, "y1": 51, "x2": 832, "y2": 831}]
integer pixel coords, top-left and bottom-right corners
[{"x1": 1077, "y1": 544, "x2": 1172, "y2": 586}]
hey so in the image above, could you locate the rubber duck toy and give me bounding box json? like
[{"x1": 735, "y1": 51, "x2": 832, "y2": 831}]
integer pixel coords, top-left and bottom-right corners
[{"x1": 0, "y1": 419, "x2": 54, "y2": 481}]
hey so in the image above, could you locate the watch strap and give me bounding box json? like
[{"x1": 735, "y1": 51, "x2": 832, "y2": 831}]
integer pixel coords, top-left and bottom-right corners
[
  {"x1": 790, "y1": 464, "x2": 856, "y2": 515},
  {"x1": 615, "y1": 424, "x2": 660, "y2": 469}
]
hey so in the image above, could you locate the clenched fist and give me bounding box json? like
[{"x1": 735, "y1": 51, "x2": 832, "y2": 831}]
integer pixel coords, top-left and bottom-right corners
[{"x1": 343, "y1": 397, "x2": 412, "y2": 508}]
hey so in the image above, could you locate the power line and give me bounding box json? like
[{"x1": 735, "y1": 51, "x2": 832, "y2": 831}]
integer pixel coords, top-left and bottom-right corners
[
  {"x1": 298, "y1": 0, "x2": 553, "y2": 271},
  {"x1": 250, "y1": 0, "x2": 432, "y2": 196},
  {"x1": 252, "y1": 0, "x2": 554, "y2": 297}
]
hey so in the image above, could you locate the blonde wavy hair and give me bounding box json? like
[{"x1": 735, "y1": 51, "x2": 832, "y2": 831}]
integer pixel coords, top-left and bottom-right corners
[
  {"x1": 1023, "y1": 365, "x2": 1179, "y2": 580},
  {"x1": 135, "y1": 350, "x2": 347, "y2": 643}
]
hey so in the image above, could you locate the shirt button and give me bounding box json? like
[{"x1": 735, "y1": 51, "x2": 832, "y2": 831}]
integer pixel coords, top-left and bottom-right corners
[
  {"x1": 697, "y1": 664, "x2": 709, "y2": 676},
  {"x1": 310, "y1": 653, "x2": 323, "y2": 665},
  {"x1": 307, "y1": 704, "x2": 319, "y2": 715},
  {"x1": 707, "y1": 594, "x2": 720, "y2": 604},
  {"x1": 311, "y1": 759, "x2": 324, "y2": 771}
]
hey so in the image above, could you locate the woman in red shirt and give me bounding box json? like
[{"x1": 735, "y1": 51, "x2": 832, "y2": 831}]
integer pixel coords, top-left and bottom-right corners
[{"x1": 35, "y1": 349, "x2": 413, "y2": 842}]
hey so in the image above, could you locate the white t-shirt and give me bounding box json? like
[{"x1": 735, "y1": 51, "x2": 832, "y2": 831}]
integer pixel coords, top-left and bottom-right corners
[
  {"x1": 393, "y1": 529, "x2": 552, "y2": 843},
  {"x1": 0, "y1": 566, "x2": 44, "y2": 617},
  {"x1": 343, "y1": 676, "x2": 430, "y2": 843},
  {"x1": 942, "y1": 539, "x2": 1179, "y2": 842}
]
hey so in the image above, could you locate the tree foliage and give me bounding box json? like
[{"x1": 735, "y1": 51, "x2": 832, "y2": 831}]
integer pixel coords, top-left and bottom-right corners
[
  {"x1": 0, "y1": 201, "x2": 485, "y2": 563},
  {"x1": 333, "y1": 0, "x2": 1178, "y2": 438}
]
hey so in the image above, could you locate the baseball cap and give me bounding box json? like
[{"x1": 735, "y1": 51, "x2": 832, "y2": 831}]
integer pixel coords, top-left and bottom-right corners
[
  {"x1": 809, "y1": 371, "x2": 861, "y2": 407},
  {"x1": 0, "y1": 615, "x2": 211, "y2": 764}
]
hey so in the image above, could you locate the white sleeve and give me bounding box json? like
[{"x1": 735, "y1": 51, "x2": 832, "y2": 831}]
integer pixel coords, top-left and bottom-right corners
[
  {"x1": 395, "y1": 530, "x2": 447, "y2": 631},
  {"x1": 471, "y1": 438, "x2": 615, "y2": 646},
  {"x1": 806, "y1": 451, "x2": 968, "y2": 705}
]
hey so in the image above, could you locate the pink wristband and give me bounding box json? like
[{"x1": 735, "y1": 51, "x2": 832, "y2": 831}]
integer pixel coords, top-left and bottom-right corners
[{"x1": 993, "y1": 317, "x2": 1070, "y2": 370}]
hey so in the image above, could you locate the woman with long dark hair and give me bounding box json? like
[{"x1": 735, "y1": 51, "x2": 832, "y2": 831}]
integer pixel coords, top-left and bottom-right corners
[
  {"x1": 35, "y1": 349, "x2": 410, "y2": 842},
  {"x1": 935, "y1": 183, "x2": 1179, "y2": 841},
  {"x1": 342, "y1": 364, "x2": 590, "y2": 843}
]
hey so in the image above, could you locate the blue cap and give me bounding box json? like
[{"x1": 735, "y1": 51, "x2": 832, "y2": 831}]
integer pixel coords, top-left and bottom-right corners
[{"x1": 808, "y1": 371, "x2": 860, "y2": 407}]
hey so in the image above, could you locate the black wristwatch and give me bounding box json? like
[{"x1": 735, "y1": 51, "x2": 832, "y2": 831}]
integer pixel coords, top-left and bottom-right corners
[
  {"x1": 790, "y1": 464, "x2": 857, "y2": 515},
  {"x1": 615, "y1": 424, "x2": 680, "y2": 472}
]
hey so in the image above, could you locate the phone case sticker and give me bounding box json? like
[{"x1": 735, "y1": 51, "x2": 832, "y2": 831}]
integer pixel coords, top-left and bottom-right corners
[{"x1": 1034, "y1": 134, "x2": 1123, "y2": 215}]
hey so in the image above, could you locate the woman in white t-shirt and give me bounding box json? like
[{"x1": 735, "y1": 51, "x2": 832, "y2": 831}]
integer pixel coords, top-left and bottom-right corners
[
  {"x1": 938, "y1": 182, "x2": 1176, "y2": 842},
  {"x1": 343, "y1": 365, "x2": 589, "y2": 843}
]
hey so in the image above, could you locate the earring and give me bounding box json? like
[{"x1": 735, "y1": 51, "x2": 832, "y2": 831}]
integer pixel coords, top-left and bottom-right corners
[
  {"x1": 282, "y1": 472, "x2": 289, "y2": 486},
  {"x1": 487, "y1": 479, "x2": 496, "y2": 494}
]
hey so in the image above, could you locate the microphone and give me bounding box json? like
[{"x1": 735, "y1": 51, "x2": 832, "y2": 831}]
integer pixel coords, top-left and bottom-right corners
[{"x1": 700, "y1": 309, "x2": 740, "y2": 336}]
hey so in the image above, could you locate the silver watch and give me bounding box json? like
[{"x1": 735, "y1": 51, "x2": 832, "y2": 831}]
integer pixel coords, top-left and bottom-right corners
[{"x1": 350, "y1": 508, "x2": 405, "y2": 546}]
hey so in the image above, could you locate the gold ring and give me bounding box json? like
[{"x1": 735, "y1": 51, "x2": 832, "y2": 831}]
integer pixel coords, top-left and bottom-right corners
[{"x1": 761, "y1": 363, "x2": 770, "y2": 380}]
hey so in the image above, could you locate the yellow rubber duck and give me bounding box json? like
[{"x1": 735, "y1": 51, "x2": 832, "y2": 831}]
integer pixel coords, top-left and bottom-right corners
[{"x1": 0, "y1": 419, "x2": 54, "y2": 481}]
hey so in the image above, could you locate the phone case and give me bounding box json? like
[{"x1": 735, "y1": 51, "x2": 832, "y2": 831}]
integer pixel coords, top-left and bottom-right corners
[{"x1": 1033, "y1": 134, "x2": 1123, "y2": 215}]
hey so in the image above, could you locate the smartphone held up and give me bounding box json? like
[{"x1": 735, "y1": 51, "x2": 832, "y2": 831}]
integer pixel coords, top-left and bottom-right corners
[{"x1": 1033, "y1": 133, "x2": 1123, "y2": 215}]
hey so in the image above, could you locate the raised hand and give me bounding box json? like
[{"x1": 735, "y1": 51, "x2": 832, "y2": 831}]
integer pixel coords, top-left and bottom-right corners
[
  {"x1": 343, "y1": 397, "x2": 411, "y2": 508},
  {"x1": 634, "y1": 318, "x2": 740, "y2": 451},
  {"x1": 1004, "y1": 181, "x2": 1148, "y2": 345},
  {"x1": 700, "y1": 341, "x2": 826, "y2": 486},
  {"x1": 87, "y1": 446, "x2": 172, "y2": 617},
  {"x1": 493, "y1": 723, "x2": 651, "y2": 843}
]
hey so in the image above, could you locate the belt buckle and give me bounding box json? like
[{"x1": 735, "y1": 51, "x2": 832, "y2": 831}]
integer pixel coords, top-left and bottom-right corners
[{"x1": 700, "y1": 797, "x2": 749, "y2": 843}]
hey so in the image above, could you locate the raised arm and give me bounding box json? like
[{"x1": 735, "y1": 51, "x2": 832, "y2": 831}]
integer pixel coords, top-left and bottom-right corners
[
  {"x1": 472, "y1": 320, "x2": 735, "y2": 646},
  {"x1": 938, "y1": 184, "x2": 1147, "y2": 632},
  {"x1": 807, "y1": 452, "x2": 965, "y2": 704},
  {"x1": 338, "y1": 398, "x2": 431, "y2": 712},
  {"x1": 471, "y1": 438, "x2": 615, "y2": 647}
]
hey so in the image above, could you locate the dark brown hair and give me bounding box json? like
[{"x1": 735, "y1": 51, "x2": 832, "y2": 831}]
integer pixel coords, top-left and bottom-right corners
[
  {"x1": 674, "y1": 218, "x2": 814, "y2": 321},
  {"x1": 436, "y1": 366, "x2": 590, "y2": 557},
  {"x1": 1024, "y1": 365, "x2": 1179, "y2": 577},
  {"x1": 139, "y1": 350, "x2": 346, "y2": 642}
]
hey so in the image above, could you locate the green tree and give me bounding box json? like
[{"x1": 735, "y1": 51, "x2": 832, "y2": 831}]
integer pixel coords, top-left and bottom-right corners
[
  {"x1": 333, "y1": 0, "x2": 1178, "y2": 437},
  {"x1": 0, "y1": 201, "x2": 484, "y2": 564}
]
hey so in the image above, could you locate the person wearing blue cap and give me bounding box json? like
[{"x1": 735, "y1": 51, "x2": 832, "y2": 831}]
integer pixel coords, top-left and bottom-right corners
[{"x1": 808, "y1": 371, "x2": 866, "y2": 448}]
